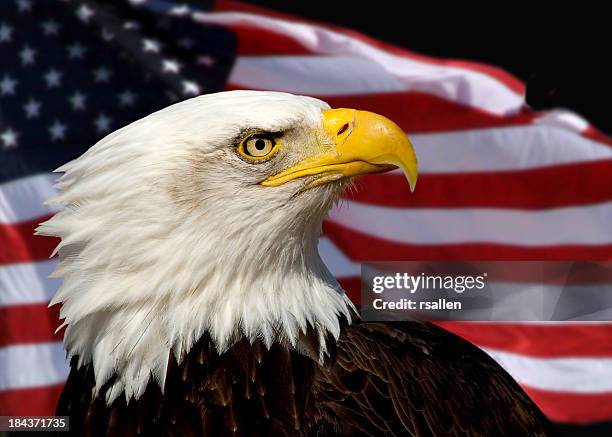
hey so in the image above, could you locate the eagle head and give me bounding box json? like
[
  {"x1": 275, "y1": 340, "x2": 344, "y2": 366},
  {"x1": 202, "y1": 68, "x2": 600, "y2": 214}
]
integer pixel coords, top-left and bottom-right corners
[{"x1": 37, "y1": 90, "x2": 417, "y2": 403}]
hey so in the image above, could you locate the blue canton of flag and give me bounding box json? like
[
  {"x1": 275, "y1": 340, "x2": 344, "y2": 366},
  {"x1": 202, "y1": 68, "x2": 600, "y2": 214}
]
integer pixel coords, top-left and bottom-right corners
[{"x1": 0, "y1": 0, "x2": 235, "y2": 183}]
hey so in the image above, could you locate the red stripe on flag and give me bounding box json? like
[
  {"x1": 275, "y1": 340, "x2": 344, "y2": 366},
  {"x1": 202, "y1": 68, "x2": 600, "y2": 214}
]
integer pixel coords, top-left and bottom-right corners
[
  {"x1": 437, "y1": 322, "x2": 612, "y2": 358},
  {"x1": 323, "y1": 92, "x2": 535, "y2": 133},
  {"x1": 214, "y1": 0, "x2": 300, "y2": 21},
  {"x1": 0, "y1": 304, "x2": 63, "y2": 348},
  {"x1": 0, "y1": 216, "x2": 56, "y2": 265},
  {"x1": 323, "y1": 221, "x2": 612, "y2": 261},
  {"x1": 521, "y1": 387, "x2": 612, "y2": 424},
  {"x1": 347, "y1": 160, "x2": 612, "y2": 209},
  {"x1": 583, "y1": 125, "x2": 612, "y2": 147},
  {"x1": 337, "y1": 277, "x2": 361, "y2": 304},
  {"x1": 0, "y1": 384, "x2": 63, "y2": 416},
  {"x1": 222, "y1": 24, "x2": 314, "y2": 56}
]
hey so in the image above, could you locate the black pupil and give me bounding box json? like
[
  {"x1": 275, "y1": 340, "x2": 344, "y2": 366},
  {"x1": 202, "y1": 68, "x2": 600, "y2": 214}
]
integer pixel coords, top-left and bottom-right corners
[{"x1": 255, "y1": 139, "x2": 266, "y2": 151}]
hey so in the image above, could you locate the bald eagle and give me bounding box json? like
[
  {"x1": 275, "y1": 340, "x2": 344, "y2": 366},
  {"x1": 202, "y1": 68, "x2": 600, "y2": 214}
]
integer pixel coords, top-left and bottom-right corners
[{"x1": 38, "y1": 91, "x2": 552, "y2": 436}]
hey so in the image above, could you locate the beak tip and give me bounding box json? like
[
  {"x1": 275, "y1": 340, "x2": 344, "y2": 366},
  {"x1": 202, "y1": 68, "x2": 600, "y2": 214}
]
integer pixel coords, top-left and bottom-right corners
[
  {"x1": 402, "y1": 165, "x2": 417, "y2": 193},
  {"x1": 409, "y1": 178, "x2": 417, "y2": 193}
]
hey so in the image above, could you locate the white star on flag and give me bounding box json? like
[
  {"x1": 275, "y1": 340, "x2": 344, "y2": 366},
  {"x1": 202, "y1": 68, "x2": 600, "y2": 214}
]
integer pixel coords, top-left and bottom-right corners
[
  {"x1": 123, "y1": 21, "x2": 141, "y2": 30},
  {"x1": 23, "y1": 98, "x2": 41, "y2": 118},
  {"x1": 0, "y1": 23, "x2": 13, "y2": 42},
  {"x1": 169, "y1": 4, "x2": 191, "y2": 16},
  {"x1": 182, "y1": 80, "x2": 201, "y2": 96},
  {"x1": 118, "y1": 90, "x2": 136, "y2": 106},
  {"x1": 95, "y1": 113, "x2": 111, "y2": 133},
  {"x1": 0, "y1": 127, "x2": 18, "y2": 149},
  {"x1": 93, "y1": 66, "x2": 112, "y2": 83},
  {"x1": 20, "y1": 45, "x2": 36, "y2": 65},
  {"x1": 44, "y1": 69, "x2": 62, "y2": 88},
  {"x1": 0, "y1": 75, "x2": 17, "y2": 95},
  {"x1": 42, "y1": 19, "x2": 60, "y2": 36},
  {"x1": 177, "y1": 37, "x2": 194, "y2": 49},
  {"x1": 101, "y1": 28, "x2": 114, "y2": 42},
  {"x1": 67, "y1": 42, "x2": 86, "y2": 59},
  {"x1": 69, "y1": 91, "x2": 86, "y2": 110},
  {"x1": 49, "y1": 120, "x2": 67, "y2": 141},
  {"x1": 142, "y1": 38, "x2": 161, "y2": 53},
  {"x1": 16, "y1": 0, "x2": 32, "y2": 13},
  {"x1": 162, "y1": 59, "x2": 181, "y2": 74},
  {"x1": 76, "y1": 4, "x2": 95, "y2": 23},
  {"x1": 197, "y1": 56, "x2": 216, "y2": 67}
]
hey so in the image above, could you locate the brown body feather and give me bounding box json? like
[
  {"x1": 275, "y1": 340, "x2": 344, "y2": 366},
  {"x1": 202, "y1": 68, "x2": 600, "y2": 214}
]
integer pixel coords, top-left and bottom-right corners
[{"x1": 56, "y1": 321, "x2": 553, "y2": 436}]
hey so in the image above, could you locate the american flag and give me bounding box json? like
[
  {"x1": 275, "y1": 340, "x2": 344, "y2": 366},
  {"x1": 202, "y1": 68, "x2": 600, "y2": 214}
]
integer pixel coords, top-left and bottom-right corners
[{"x1": 1, "y1": 1, "x2": 611, "y2": 435}]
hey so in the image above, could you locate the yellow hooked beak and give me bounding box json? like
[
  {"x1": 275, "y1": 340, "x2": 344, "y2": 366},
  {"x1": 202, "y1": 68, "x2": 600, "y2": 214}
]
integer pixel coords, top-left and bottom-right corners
[{"x1": 261, "y1": 108, "x2": 418, "y2": 191}]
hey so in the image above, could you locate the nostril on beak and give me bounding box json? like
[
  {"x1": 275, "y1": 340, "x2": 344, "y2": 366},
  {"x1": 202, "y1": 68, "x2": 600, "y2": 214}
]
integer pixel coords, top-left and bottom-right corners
[{"x1": 337, "y1": 123, "x2": 349, "y2": 136}]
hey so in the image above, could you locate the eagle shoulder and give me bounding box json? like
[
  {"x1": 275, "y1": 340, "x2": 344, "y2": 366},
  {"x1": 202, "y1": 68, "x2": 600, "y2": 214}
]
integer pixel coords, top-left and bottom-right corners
[{"x1": 311, "y1": 321, "x2": 554, "y2": 436}]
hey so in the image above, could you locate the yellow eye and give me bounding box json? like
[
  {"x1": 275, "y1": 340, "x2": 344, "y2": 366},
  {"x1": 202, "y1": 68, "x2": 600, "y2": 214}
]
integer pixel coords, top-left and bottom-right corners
[{"x1": 239, "y1": 135, "x2": 278, "y2": 160}]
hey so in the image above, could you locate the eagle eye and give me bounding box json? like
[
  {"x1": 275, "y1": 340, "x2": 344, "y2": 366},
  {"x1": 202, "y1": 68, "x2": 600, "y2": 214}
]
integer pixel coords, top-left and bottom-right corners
[{"x1": 238, "y1": 134, "x2": 278, "y2": 161}]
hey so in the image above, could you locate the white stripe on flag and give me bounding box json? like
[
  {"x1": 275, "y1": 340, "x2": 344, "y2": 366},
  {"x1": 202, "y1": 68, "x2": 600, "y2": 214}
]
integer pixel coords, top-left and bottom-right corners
[
  {"x1": 410, "y1": 124, "x2": 612, "y2": 173},
  {"x1": 0, "y1": 173, "x2": 59, "y2": 223},
  {"x1": 318, "y1": 237, "x2": 361, "y2": 277},
  {"x1": 484, "y1": 347, "x2": 612, "y2": 393},
  {"x1": 327, "y1": 200, "x2": 612, "y2": 246},
  {"x1": 230, "y1": 56, "x2": 408, "y2": 95},
  {"x1": 0, "y1": 259, "x2": 59, "y2": 308},
  {"x1": 0, "y1": 342, "x2": 68, "y2": 391}
]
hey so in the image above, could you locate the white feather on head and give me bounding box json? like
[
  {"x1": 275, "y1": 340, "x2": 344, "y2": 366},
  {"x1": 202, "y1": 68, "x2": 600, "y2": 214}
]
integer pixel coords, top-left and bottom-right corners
[{"x1": 37, "y1": 91, "x2": 355, "y2": 404}]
